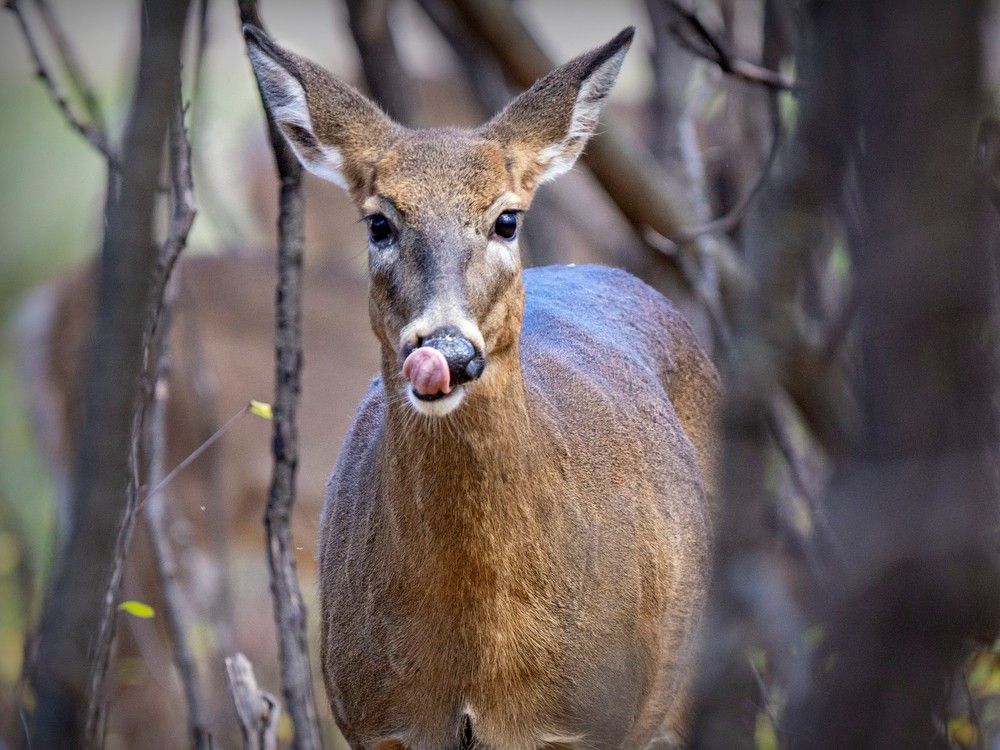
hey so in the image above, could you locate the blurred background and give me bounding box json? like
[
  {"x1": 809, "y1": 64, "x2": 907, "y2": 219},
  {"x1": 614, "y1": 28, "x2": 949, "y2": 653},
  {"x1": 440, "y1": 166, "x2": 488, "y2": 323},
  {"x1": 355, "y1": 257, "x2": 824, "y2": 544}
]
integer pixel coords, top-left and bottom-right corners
[{"x1": 1, "y1": 1, "x2": 999, "y2": 748}]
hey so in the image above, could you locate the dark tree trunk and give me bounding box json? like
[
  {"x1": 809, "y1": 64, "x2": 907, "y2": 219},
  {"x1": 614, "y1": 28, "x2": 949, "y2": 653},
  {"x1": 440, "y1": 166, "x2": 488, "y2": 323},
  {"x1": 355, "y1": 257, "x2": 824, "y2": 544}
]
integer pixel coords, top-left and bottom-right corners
[
  {"x1": 789, "y1": 3, "x2": 1000, "y2": 746},
  {"x1": 25, "y1": 1, "x2": 191, "y2": 746}
]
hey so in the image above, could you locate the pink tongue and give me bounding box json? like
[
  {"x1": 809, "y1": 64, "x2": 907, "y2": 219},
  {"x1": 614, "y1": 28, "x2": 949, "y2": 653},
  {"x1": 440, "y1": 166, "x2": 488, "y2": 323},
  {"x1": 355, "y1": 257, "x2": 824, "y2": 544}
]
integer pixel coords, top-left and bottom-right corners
[{"x1": 402, "y1": 346, "x2": 452, "y2": 396}]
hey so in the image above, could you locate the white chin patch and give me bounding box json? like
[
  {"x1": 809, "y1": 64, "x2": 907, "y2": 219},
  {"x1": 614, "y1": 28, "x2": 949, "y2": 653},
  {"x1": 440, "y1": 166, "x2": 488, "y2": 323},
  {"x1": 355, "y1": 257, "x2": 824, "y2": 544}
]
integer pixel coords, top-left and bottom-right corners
[{"x1": 406, "y1": 384, "x2": 466, "y2": 418}]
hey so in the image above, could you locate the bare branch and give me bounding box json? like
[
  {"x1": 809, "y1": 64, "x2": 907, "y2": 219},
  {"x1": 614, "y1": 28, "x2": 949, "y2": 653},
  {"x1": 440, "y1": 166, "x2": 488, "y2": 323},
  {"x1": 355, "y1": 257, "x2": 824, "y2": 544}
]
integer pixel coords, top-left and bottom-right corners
[
  {"x1": 85, "y1": 68, "x2": 198, "y2": 748},
  {"x1": 673, "y1": 112, "x2": 783, "y2": 243},
  {"x1": 226, "y1": 653, "x2": 281, "y2": 750},
  {"x1": 137, "y1": 404, "x2": 250, "y2": 517},
  {"x1": 142, "y1": 279, "x2": 212, "y2": 750},
  {"x1": 665, "y1": 0, "x2": 797, "y2": 92},
  {"x1": 236, "y1": 2, "x2": 323, "y2": 748},
  {"x1": 415, "y1": 0, "x2": 510, "y2": 116},
  {"x1": 31, "y1": 0, "x2": 107, "y2": 131},
  {"x1": 5, "y1": 0, "x2": 118, "y2": 166}
]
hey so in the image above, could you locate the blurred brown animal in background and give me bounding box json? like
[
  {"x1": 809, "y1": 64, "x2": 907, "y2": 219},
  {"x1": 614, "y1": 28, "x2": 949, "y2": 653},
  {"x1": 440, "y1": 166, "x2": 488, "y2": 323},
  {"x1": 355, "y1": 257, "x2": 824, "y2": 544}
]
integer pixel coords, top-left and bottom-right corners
[
  {"x1": 15, "y1": 253, "x2": 377, "y2": 745},
  {"x1": 247, "y1": 24, "x2": 718, "y2": 748}
]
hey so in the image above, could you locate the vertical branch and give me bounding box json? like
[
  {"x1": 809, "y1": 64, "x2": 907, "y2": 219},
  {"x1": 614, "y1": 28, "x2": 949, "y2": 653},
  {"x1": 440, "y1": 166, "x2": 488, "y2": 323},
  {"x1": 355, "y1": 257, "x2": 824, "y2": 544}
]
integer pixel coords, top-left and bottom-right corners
[
  {"x1": 85, "y1": 68, "x2": 199, "y2": 747},
  {"x1": 236, "y1": 3, "x2": 322, "y2": 748},
  {"x1": 24, "y1": 1, "x2": 191, "y2": 746},
  {"x1": 142, "y1": 279, "x2": 211, "y2": 750},
  {"x1": 689, "y1": 1, "x2": 848, "y2": 745},
  {"x1": 139, "y1": 90, "x2": 206, "y2": 743}
]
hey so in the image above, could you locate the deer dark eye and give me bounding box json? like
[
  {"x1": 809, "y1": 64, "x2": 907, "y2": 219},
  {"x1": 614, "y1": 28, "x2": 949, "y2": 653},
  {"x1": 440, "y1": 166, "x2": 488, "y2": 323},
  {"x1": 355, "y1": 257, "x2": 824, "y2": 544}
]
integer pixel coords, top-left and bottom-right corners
[
  {"x1": 367, "y1": 213, "x2": 393, "y2": 244},
  {"x1": 494, "y1": 210, "x2": 518, "y2": 240}
]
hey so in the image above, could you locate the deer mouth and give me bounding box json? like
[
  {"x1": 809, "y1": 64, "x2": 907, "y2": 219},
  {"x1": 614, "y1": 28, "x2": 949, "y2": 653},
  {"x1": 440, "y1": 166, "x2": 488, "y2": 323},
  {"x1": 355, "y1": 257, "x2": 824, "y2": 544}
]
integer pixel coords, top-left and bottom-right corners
[
  {"x1": 401, "y1": 341, "x2": 480, "y2": 417},
  {"x1": 413, "y1": 390, "x2": 448, "y2": 402},
  {"x1": 405, "y1": 382, "x2": 466, "y2": 417}
]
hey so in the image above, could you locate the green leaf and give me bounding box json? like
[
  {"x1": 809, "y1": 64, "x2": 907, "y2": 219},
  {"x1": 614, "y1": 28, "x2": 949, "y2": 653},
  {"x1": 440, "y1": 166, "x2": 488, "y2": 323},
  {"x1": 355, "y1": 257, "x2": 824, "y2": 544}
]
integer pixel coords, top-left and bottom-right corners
[{"x1": 118, "y1": 600, "x2": 155, "y2": 619}]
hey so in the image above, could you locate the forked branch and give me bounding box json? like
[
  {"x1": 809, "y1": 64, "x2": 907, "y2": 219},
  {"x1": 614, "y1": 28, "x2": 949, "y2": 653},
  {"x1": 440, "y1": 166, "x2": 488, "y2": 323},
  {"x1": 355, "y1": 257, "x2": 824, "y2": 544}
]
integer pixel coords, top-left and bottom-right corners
[
  {"x1": 665, "y1": 0, "x2": 797, "y2": 92},
  {"x1": 4, "y1": 0, "x2": 118, "y2": 166}
]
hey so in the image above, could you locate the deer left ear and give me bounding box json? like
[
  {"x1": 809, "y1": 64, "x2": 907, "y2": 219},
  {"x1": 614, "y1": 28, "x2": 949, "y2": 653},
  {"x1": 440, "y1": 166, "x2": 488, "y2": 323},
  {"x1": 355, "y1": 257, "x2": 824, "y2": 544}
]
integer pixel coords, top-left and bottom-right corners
[
  {"x1": 482, "y1": 27, "x2": 633, "y2": 189},
  {"x1": 243, "y1": 24, "x2": 400, "y2": 195}
]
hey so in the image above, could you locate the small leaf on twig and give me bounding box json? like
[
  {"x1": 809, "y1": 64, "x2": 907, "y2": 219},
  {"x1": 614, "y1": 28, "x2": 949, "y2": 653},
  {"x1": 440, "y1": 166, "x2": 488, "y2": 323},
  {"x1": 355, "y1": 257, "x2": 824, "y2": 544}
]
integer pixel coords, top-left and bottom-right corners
[
  {"x1": 117, "y1": 600, "x2": 155, "y2": 619},
  {"x1": 250, "y1": 400, "x2": 273, "y2": 420}
]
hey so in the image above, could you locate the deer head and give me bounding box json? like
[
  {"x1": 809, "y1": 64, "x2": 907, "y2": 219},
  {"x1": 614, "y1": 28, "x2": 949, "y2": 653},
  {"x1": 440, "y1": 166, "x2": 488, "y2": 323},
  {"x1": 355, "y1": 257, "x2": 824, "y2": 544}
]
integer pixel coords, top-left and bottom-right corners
[{"x1": 244, "y1": 24, "x2": 633, "y2": 417}]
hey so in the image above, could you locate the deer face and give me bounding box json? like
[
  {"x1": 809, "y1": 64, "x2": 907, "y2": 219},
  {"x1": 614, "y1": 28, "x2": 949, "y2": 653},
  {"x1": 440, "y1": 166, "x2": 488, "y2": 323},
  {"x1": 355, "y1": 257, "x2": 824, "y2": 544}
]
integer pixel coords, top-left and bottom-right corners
[{"x1": 245, "y1": 25, "x2": 632, "y2": 417}]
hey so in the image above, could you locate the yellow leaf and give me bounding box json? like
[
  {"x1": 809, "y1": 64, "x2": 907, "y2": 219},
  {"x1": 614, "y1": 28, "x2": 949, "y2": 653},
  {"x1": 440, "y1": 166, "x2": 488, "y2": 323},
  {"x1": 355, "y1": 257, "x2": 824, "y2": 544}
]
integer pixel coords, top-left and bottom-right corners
[
  {"x1": 0, "y1": 627, "x2": 24, "y2": 683},
  {"x1": 250, "y1": 400, "x2": 273, "y2": 420},
  {"x1": 277, "y1": 713, "x2": 294, "y2": 742},
  {"x1": 118, "y1": 600, "x2": 155, "y2": 619},
  {"x1": 947, "y1": 716, "x2": 978, "y2": 747},
  {"x1": 968, "y1": 649, "x2": 1000, "y2": 697},
  {"x1": 754, "y1": 712, "x2": 778, "y2": 750}
]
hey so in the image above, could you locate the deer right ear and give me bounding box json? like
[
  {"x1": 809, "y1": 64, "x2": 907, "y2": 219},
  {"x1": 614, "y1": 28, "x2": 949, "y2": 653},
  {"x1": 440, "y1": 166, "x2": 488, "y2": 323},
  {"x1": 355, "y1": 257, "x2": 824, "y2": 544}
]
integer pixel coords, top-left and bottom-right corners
[
  {"x1": 243, "y1": 25, "x2": 400, "y2": 195},
  {"x1": 482, "y1": 27, "x2": 634, "y2": 192}
]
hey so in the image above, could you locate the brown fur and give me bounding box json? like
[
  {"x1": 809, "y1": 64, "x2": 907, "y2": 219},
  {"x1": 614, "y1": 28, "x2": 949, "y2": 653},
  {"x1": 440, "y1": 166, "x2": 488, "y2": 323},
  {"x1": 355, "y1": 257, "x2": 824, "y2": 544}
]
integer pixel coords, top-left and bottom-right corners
[{"x1": 246, "y1": 26, "x2": 721, "y2": 749}]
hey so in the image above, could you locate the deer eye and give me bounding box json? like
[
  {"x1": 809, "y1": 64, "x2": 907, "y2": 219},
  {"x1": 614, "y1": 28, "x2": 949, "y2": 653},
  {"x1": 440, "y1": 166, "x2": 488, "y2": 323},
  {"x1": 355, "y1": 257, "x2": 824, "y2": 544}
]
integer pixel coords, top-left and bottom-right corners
[
  {"x1": 367, "y1": 213, "x2": 393, "y2": 244},
  {"x1": 493, "y1": 210, "x2": 519, "y2": 240}
]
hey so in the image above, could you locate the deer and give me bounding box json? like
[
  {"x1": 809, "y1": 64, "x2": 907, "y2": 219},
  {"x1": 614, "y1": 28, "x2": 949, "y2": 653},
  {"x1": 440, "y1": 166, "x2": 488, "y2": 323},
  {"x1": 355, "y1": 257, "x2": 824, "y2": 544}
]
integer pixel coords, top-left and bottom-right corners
[{"x1": 245, "y1": 22, "x2": 720, "y2": 749}]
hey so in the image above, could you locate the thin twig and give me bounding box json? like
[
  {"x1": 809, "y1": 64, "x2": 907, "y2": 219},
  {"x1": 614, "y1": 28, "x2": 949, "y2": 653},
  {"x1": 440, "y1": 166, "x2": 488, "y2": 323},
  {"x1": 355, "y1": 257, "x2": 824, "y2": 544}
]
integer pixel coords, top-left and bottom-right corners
[
  {"x1": 5, "y1": 0, "x2": 119, "y2": 167},
  {"x1": 765, "y1": 399, "x2": 846, "y2": 578},
  {"x1": 673, "y1": 102, "x2": 784, "y2": 242},
  {"x1": 748, "y1": 655, "x2": 782, "y2": 741},
  {"x1": 137, "y1": 404, "x2": 250, "y2": 517},
  {"x1": 85, "y1": 68, "x2": 197, "y2": 745},
  {"x1": 142, "y1": 278, "x2": 212, "y2": 750},
  {"x1": 31, "y1": 0, "x2": 107, "y2": 132},
  {"x1": 666, "y1": 0, "x2": 797, "y2": 92},
  {"x1": 236, "y1": 3, "x2": 323, "y2": 748}
]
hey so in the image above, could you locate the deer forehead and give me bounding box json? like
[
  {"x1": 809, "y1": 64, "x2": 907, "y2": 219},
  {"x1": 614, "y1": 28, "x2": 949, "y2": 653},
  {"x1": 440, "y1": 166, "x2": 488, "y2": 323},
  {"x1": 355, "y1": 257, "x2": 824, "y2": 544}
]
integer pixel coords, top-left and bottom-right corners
[{"x1": 369, "y1": 131, "x2": 521, "y2": 222}]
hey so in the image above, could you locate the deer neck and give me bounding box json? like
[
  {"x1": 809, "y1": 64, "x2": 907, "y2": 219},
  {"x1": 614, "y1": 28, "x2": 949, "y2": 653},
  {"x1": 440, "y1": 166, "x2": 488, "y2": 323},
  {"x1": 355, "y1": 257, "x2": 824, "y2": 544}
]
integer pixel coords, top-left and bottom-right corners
[{"x1": 377, "y1": 337, "x2": 556, "y2": 536}]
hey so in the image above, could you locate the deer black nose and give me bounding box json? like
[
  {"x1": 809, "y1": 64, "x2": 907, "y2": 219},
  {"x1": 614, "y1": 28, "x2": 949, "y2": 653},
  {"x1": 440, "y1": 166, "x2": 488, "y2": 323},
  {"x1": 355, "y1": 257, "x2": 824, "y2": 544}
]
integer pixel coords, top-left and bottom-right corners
[{"x1": 419, "y1": 326, "x2": 485, "y2": 386}]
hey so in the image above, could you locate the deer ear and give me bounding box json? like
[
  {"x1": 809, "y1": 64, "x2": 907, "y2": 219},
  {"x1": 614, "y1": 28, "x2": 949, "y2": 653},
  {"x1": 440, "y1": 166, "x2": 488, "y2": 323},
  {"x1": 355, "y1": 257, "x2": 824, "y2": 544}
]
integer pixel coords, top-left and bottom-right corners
[
  {"x1": 482, "y1": 27, "x2": 633, "y2": 189},
  {"x1": 243, "y1": 24, "x2": 400, "y2": 194}
]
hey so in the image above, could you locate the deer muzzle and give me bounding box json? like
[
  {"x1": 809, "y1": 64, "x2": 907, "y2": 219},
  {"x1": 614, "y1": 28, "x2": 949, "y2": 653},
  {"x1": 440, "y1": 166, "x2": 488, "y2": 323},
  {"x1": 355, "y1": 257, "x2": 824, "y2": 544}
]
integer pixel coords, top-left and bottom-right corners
[{"x1": 402, "y1": 326, "x2": 485, "y2": 401}]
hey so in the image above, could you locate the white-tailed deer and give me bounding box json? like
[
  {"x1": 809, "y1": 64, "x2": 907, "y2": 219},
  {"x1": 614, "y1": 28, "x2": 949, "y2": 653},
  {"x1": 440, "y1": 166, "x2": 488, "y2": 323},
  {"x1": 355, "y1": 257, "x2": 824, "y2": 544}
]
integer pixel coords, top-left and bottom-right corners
[{"x1": 247, "y1": 23, "x2": 719, "y2": 749}]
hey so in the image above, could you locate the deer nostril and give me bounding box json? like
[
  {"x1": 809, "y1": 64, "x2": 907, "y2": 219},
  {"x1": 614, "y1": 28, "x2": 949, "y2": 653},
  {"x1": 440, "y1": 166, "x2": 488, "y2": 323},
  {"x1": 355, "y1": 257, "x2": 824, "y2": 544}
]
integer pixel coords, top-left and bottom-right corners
[
  {"x1": 465, "y1": 355, "x2": 485, "y2": 381},
  {"x1": 421, "y1": 326, "x2": 485, "y2": 386}
]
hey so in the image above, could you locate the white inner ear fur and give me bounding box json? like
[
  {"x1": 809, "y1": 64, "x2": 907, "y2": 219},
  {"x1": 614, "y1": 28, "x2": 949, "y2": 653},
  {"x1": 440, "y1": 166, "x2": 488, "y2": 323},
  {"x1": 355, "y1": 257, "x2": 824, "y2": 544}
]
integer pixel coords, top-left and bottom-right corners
[
  {"x1": 535, "y1": 46, "x2": 629, "y2": 184},
  {"x1": 247, "y1": 46, "x2": 349, "y2": 189}
]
